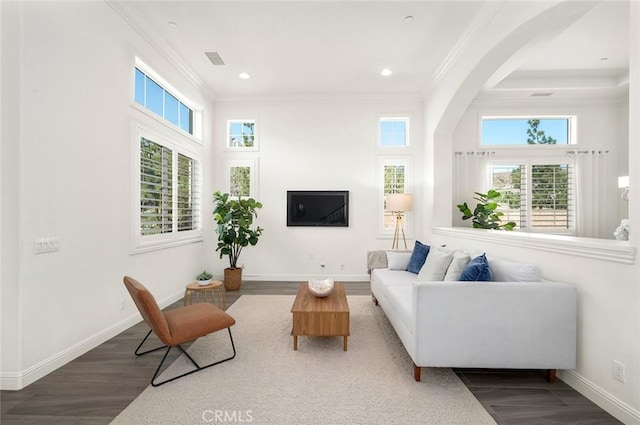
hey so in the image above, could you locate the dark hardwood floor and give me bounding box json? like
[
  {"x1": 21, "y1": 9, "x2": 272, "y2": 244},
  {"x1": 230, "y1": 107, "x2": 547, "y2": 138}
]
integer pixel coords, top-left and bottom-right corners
[{"x1": 1, "y1": 281, "x2": 622, "y2": 425}]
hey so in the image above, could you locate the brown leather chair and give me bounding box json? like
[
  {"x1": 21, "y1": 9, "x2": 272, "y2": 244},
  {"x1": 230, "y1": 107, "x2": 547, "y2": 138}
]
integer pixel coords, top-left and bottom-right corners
[{"x1": 123, "y1": 276, "x2": 236, "y2": 386}]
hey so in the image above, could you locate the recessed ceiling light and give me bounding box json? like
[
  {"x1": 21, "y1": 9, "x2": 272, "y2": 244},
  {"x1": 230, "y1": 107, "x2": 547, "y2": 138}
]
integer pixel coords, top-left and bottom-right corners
[
  {"x1": 404, "y1": 15, "x2": 414, "y2": 23},
  {"x1": 381, "y1": 68, "x2": 392, "y2": 77},
  {"x1": 168, "y1": 21, "x2": 177, "y2": 29},
  {"x1": 600, "y1": 57, "x2": 608, "y2": 62},
  {"x1": 238, "y1": 72, "x2": 251, "y2": 80}
]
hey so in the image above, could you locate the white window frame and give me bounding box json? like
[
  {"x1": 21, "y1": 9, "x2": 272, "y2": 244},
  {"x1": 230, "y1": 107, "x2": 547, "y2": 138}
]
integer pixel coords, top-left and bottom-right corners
[
  {"x1": 378, "y1": 116, "x2": 410, "y2": 148},
  {"x1": 226, "y1": 119, "x2": 258, "y2": 151},
  {"x1": 224, "y1": 158, "x2": 259, "y2": 199},
  {"x1": 132, "y1": 124, "x2": 204, "y2": 253},
  {"x1": 132, "y1": 57, "x2": 203, "y2": 142},
  {"x1": 489, "y1": 157, "x2": 575, "y2": 235},
  {"x1": 377, "y1": 156, "x2": 413, "y2": 238},
  {"x1": 479, "y1": 115, "x2": 577, "y2": 148}
]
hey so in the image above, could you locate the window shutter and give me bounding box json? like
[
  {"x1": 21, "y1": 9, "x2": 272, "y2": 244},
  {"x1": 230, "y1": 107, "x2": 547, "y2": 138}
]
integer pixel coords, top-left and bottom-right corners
[
  {"x1": 384, "y1": 165, "x2": 406, "y2": 195},
  {"x1": 492, "y1": 163, "x2": 573, "y2": 232},
  {"x1": 530, "y1": 164, "x2": 572, "y2": 229},
  {"x1": 383, "y1": 164, "x2": 406, "y2": 230},
  {"x1": 140, "y1": 138, "x2": 173, "y2": 235},
  {"x1": 177, "y1": 153, "x2": 200, "y2": 232},
  {"x1": 230, "y1": 166, "x2": 251, "y2": 197}
]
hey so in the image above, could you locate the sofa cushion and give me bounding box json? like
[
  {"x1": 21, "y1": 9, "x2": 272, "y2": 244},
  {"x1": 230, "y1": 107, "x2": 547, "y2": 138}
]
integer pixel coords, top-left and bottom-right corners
[
  {"x1": 386, "y1": 251, "x2": 412, "y2": 270},
  {"x1": 459, "y1": 253, "x2": 492, "y2": 281},
  {"x1": 444, "y1": 251, "x2": 471, "y2": 281},
  {"x1": 371, "y1": 268, "x2": 417, "y2": 285},
  {"x1": 407, "y1": 241, "x2": 430, "y2": 274},
  {"x1": 417, "y1": 248, "x2": 453, "y2": 281},
  {"x1": 489, "y1": 257, "x2": 541, "y2": 282}
]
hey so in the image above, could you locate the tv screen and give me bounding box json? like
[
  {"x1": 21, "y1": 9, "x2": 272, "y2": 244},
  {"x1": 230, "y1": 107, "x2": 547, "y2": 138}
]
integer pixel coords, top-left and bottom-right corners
[{"x1": 287, "y1": 191, "x2": 349, "y2": 227}]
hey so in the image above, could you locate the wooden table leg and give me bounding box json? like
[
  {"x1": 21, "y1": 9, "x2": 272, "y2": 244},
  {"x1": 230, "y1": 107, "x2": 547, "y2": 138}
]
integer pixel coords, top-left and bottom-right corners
[
  {"x1": 293, "y1": 335, "x2": 298, "y2": 351},
  {"x1": 343, "y1": 336, "x2": 348, "y2": 351},
  {"x1": 183, "y1": 289, "x2": 190, "y2": 306}
]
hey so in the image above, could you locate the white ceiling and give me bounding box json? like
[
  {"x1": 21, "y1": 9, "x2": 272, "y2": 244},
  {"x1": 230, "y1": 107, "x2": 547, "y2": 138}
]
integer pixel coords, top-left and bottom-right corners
[{"x1": 125, "y1": 1, "x2": 629, "y2": 100}]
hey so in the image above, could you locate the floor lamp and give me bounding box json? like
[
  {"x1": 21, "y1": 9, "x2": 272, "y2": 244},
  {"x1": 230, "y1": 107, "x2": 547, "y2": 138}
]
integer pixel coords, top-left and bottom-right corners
[{"x1": 386, "y1": 194, "x2": 413, "y2": 250}]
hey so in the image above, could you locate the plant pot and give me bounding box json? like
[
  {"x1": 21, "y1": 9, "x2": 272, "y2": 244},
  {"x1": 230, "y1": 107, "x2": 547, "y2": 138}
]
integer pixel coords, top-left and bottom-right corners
[
  {"x1": 196, "y1": 279, "x2": 211, "y2": 286},
  {"x1": 224, "y1": 267, "x2": 242, "y2": 291}
]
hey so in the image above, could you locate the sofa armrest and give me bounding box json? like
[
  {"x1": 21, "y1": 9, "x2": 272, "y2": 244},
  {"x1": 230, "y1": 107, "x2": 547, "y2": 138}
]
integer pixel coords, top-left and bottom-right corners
[{"x1": 411, "y1": 280, "x2": 577, "y2": 369}]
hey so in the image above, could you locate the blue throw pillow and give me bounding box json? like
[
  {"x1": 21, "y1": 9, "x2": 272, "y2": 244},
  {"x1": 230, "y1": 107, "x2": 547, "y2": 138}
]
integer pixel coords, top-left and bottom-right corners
[
  {"x1": 407, "y1": 241, "x2": 430, "y2": 274},
  {"x1": 458, "y1": 253, "x2": 492, "y2": 281}
]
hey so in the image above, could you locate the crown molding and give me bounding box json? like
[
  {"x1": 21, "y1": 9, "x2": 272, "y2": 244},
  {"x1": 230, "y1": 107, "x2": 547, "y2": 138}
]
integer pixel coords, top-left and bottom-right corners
[
  {"x1": 105, "y1": 0, "x2": 216, "y2": 102},
  {"x1": 213, "y1": 92, "x2": 425, "y2": 105}
]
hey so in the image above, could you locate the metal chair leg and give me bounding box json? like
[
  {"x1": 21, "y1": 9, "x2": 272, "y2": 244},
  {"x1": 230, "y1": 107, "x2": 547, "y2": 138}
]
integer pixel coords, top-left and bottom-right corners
[
  {"x1": 134, "y1": 330, "x2": 167, "y2": 356},
  {"x1": 135, "y1": 328, "x2": 237, "y2": 387}
]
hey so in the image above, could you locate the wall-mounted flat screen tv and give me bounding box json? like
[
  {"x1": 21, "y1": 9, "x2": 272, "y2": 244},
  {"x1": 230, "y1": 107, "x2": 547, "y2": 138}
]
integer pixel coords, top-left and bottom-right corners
[{"x1": 287, "y1": 190, "x2": 349, "y2": 227}]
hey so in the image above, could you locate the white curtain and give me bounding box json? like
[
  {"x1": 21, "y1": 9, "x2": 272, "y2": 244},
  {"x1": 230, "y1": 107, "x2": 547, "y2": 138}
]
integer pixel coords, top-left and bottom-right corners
[
  {"x1": 571, "y1": 149, "x2": 609, "y2": 238},
  {"x1": 454, "y1": 150, "x2": 494, "y2": 212}
]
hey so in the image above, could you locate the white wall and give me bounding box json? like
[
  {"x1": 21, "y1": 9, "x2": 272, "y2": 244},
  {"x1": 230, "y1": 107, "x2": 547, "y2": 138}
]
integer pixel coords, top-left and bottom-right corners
[
  {"x1": 208, "y1": 98, "x2": 425, "y2": 281},
  {"x1": 451, "y1": 99, "x2": 629, "y2": 239},
  {"x1": 1, "y1": 0, "x2": 23, "y2": 386},
  {"x1": 1, "y1": 2, "x2": 213, "y2": 389},
  {"x1": 422, "y1": 2, "x2": 640, "y2": 423}
]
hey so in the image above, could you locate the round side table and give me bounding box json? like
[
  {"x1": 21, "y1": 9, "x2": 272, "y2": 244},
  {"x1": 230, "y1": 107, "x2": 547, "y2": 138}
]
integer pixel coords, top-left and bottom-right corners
[{"x1": 183, "y1": 280, "x2": 226, "y2": 310}]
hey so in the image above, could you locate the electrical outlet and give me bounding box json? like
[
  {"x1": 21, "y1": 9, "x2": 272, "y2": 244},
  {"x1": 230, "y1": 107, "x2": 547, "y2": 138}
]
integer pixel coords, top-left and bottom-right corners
[
  {"x1": 340, "y1": 264, "x2": 345, "y2": 270},
  {"x1": 613, "y1": 360, "x2": 626, "y2": 383},
  {"x1": 120, "y1": 299, "x2": 126, "y2": 311}
]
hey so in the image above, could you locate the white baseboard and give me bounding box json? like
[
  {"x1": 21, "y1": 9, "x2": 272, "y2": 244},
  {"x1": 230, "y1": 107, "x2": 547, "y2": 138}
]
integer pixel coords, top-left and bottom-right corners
[
  {"x1": 559, "y1": 370, "x2": 640, "y2": 425},
  {"x1": 240, "y1": 273, "x2": 370, "y2": 282},
  {"x1": 0, "y1": 290, "x2": 183, "y2": 391}
]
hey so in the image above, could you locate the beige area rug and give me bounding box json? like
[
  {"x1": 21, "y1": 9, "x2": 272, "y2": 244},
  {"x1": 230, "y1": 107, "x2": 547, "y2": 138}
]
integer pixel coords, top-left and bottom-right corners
[{"x1": 110, "y1": 295, "x2": 497, "y2": 425}]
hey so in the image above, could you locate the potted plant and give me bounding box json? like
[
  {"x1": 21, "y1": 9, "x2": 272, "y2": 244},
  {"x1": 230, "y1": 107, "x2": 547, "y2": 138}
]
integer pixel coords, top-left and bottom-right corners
[
  {"x1": 213, "y1": 191, "x2": 264, "y2": 291},
  {"x1": 457, "y1": 189, "x2": 516, "y2": 230},
  {"x1": 195, "y1": 270, "x2": 213, "y2": 286}
]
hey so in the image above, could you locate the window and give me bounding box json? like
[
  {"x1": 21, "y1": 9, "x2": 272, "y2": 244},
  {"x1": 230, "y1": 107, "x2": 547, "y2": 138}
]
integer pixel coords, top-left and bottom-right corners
[
  {"x1": 481, "y1": 117, "x2": 573, "y2": 146},
  {"x1": 132, "y1": 60, "x2": 203, "y2": 252},
  {"x1": 134, "y1": 67, "x2": 194, "y2": 135},
  {"x1": 136, "y1": 129, "x2": 202, "y2": 249},
  {"x1": 379, "y1": 117, "x2": 409, "y2": 147},
  {"x1": 491, "y1": 162, "x2": 574, "y2": 232},
  {"x1": 227, "y1": 120, "x2": 256, "y2": 149},
  {"x1": 225, "y1": 159, "x2": 258, "y2": 199},
  {"x1": 378, "y1": 157, "x2": 412, "y2": 234}
]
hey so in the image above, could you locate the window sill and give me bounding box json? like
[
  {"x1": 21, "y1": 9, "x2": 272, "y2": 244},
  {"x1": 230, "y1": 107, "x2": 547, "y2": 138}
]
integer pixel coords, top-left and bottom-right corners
[
  {"x1": 432, "y1": 227, "x2": 635, "y2": 265},
  {"x1": 131, "y1": 235, "x2": 204, "y2": 255}
]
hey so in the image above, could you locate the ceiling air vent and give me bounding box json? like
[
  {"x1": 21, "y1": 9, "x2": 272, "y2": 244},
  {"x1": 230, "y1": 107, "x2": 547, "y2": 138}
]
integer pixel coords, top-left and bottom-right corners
[
  {"x1": 205, "y1": 51, "x2": 225, "y2": 66},
  {"x1": 530, "y1": 92, "x2": 553, "y2": 97}
]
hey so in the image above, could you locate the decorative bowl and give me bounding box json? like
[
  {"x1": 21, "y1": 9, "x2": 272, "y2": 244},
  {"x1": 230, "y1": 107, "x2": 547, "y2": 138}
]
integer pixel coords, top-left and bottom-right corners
[
  {"x1": 308, "y1": 278, "x2": 335, "y2": 297},
  {"x1": 196, "y1": 279, "x2": 211, "y2": 286}
]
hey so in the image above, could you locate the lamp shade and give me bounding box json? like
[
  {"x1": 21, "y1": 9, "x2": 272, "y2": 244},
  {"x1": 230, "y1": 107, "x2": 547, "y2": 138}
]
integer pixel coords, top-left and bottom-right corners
[
  {"x1": 385, "y1": 193, "x2": 413, "y2": 212},
  {"x1": 618, "y1": 176, "x2": 629, "y2": 188}
]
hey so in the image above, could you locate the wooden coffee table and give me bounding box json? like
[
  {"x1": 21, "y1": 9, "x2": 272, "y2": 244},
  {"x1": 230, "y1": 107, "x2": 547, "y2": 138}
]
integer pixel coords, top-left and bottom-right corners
[{"x1": 291, "y1": 282, "x2": 350, "y2": 351}]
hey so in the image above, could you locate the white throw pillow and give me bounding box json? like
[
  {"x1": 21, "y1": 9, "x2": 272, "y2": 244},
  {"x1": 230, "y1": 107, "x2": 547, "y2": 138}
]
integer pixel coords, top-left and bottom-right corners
[
  {"x1": 488, "y1": 257, "x2": 542, "y2": 282},
  {"x1": 417, "y1": 248, "x2": 453, "y2": 281},
  {"x1": 386, "y1": 251, "x2": 412, "y2": 270},
  {"x1": 444, "y1": 251, "x2": 471, "y2": 281}
]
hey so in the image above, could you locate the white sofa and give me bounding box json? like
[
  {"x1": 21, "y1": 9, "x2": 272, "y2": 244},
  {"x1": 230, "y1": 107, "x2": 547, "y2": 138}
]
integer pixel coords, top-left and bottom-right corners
[{"x1": 368, "y1": 249, "x2": 577, "y2": 382}]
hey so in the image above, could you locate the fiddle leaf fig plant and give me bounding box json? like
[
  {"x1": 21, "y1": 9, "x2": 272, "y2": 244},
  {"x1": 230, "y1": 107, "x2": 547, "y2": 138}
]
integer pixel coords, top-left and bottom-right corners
[
  {"x1": 213, "y1": 191, "x2": 264, "y2": 269},
  {"x1": 457, "y1": 189, "x2": 516, "y2": 231}
]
